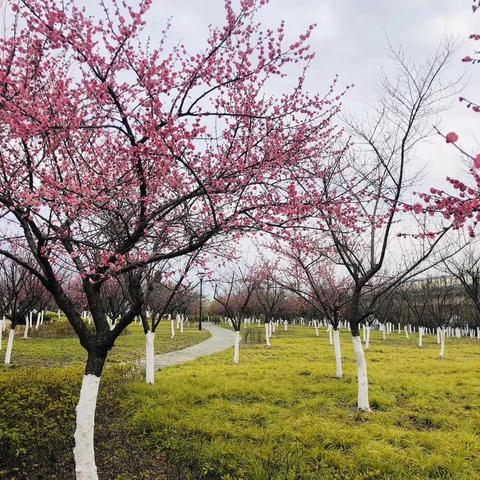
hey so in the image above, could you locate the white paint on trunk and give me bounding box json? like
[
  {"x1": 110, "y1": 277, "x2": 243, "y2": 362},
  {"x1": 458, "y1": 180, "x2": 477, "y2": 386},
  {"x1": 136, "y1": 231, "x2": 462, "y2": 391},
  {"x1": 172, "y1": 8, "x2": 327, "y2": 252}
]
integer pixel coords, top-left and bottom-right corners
[
  {"x1": 352, "y1": 336, "x2": 370, "y2": 411},
  {"x1": 284, "y1": 320, "x2": 288, "y2": 331},
  {"x1": 313, "y1": 320, "x2": 319, "y2": 336},
  {"x1": 233, "y1": 330, "x2": 240, "y2": 364},
  {"x1": 0, "y1": 319, "x2": 3, "y2": 350},
  {"x1": 439, "y1": 329, "x2": 445, "y2": 359},
  {"x1": 382, "y1": 324, "x2": 386, "y2": 340},
  {"x1": 145, "y1": 331, "x2": 155, "y2": 384},
  {"x1": 170, "y1": 316, "x2": 175, "y2": 339},
  {"x1": 404, "y1": 326, "x2": 409, "y2": 339},
  {"x1": 4, "y1": 328, "x2": 15, "y2": 365},
  {"x1": 265, "y1": 323, "x2": 271, "y2": 347},
  {"x1": 333, "y1": 329, "x2": 342, "y2": 379},
  {"x1": 418, "y1": 327, "x2": 423, "y2": 347},
  {"x1": 23, "y1": 317, "x2": 29, "y2": 339},
  {"x1": 74, "y1": 374, "x2": 101, "y2": 480},
  {"x1": 365, "y1": 326, "x2": 371, "y2": 350},
  {"x1": 328, "y1": 324, "x2": 333, "y2": 345},
  {"x1": 180, "y1": 315, "x2": 184, "y2": 333}
]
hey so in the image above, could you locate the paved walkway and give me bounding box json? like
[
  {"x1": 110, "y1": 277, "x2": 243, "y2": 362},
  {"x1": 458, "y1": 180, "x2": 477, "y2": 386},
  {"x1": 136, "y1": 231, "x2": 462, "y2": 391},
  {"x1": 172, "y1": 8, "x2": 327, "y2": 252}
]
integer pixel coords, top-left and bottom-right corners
[{"x1": 154, "y1": 323, "x2": 235, "y2": 370}]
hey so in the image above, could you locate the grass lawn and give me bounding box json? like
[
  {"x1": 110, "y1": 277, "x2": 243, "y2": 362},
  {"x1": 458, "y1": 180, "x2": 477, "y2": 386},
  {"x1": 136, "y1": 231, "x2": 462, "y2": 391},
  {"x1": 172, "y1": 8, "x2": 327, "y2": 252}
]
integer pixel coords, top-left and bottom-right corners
[
  {"x1": 0, "y1": 321, "x2": 210, "y2": 480},
  {"x1": 124, "y1": 326, "x2": 480, "y2": 480},
  {"x1": 0, "y1": 320, "x2": 210, "y2": 369}
]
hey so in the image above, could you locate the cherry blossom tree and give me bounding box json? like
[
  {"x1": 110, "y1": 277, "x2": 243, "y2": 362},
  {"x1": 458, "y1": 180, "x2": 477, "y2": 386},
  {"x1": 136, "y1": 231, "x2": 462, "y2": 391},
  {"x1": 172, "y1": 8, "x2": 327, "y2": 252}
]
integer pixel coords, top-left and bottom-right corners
[
  {"x1": 140, "y1": 253, "x2": 200, "y2": 384},
  {"x1": 0, "y1": 256, "x2": 50, "y2": 364},
  {"x1": 302, "y1": 42, "x2": 457, "y2": 410},
  {"x1": 213, "y1": 265, "x2": 257, "y2": 363},
  {"x1": 0, "y1": 0, "x2": 346, "y2": 476},
  {"x1": 270, "y1": 234, "x2": 350, "y2": 378}
]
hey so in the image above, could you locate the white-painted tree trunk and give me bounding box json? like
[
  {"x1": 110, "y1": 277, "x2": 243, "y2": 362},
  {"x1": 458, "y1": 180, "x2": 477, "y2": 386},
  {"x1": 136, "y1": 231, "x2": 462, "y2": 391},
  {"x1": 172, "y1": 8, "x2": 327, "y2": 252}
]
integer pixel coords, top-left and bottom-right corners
[
  {"x1": 404, "y1": 325, "x2": 409, "y2": 339},
  {"x1": 418, "y1": 327, "x2": 423, "y2": 347},
  {"x1": 439, "y1": 329, "x2": 445, "y2": 359},
  {"x1": 35, "y1": 312, "x2": 41, "y2": 330},
  {"x1": 0, "y1": 318, "x2": 3, "y2": 350},
  {"x1": 382, "y1": 324, "x2": 386, "y2": 340},
  {"x1": 284, "y1": 320, "x2": 288, "y2": 331},
  {"x1": 23, "y1": 317, "x2": 29, "y2": 339},
  {"x1": 313, "y1": 320, "x2": 319, "y2": 336},
  {"x1": 4, "y1": 328, "x2": 15, "y2": 365},
  {"x1": 145, "y1": 331, "x2": 155, "y2": 384},
  {"x1": 365, "y1": 326, "x2": 371, "y2": 350},
  {"x1": 333, "y1": 329, "x2": 342, "y2": 379},
  {"x1": 352, "y1": 336, "x2": 370, "y2": 411},
  {"x1": 170, "y1": 316, "x2": 175, "y2": 339},
  {"x1": 233, "y1": 330, "x2": 240, "y2": 364},
  {"x1": 272, "y1": 322, "x2": 276, "y2": 333},
  {"x1": 265, "y1": 323, "x2": 271, "y2": 347},
  {"x1": 74, "y1": 374, "x2": 101, "y2": 480},
  {"x1": 180, "y1": 315, "x2": 184, "y2": 333},
  {"x1": 328, "y1": 324, "x2": 333, "y2": 345}
]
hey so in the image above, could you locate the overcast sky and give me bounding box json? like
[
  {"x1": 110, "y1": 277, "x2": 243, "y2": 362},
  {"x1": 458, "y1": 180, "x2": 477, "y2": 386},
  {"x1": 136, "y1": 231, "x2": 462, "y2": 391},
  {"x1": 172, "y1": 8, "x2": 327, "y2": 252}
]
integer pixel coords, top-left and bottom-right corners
[{"x1": 142, "y1": 0, "x2": 478, "y2": 188}]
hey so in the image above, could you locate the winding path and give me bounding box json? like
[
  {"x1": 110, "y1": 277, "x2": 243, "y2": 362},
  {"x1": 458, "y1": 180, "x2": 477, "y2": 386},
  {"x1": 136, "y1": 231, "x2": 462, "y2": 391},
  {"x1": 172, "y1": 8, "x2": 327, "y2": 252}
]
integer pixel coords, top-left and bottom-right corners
[{"x1": 154, "y1": 323, "x2": 235, "y2": 370}]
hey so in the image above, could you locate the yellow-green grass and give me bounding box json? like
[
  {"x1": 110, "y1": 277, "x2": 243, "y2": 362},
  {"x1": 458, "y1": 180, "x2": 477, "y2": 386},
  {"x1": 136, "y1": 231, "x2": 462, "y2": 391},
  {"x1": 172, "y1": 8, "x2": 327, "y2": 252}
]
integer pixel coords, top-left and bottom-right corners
[
  {"x1": 0, "y1": 321, "x2": 210, "y2": 369},
  {"x1": 0, "y1": 323, "x2": 210, "y2": 480},
  {"x1": 124, "y1": 326, "x2": 480, "y2": 480}
]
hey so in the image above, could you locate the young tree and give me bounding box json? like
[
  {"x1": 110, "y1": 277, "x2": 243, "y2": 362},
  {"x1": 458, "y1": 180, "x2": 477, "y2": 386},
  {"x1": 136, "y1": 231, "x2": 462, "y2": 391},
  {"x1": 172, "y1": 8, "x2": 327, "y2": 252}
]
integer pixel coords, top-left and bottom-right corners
[
  {"x1": 254, "y1": 260, "x2": 287, "y2": 347},
  {"x1": 305, "y1": 43, "x2": 456, "y2": 410},
  {"x1": 0, "y1": 257, "x2": 49, "y2": 364},
  {"x1": 141, "y1": 253, "x2": 199, "y2": 384},
  {"x1": 213, "y1": 265, "x2": 257, "y2": 363},
  {"x1": 0, "y1": 1, "x2": 345, "y2": 475},
  {"x1": 442, "y1": 240, "x2": 480, "y2": 327},
  {"x1": 271, "y1": 235, "x2": 350, "y2": 378}
]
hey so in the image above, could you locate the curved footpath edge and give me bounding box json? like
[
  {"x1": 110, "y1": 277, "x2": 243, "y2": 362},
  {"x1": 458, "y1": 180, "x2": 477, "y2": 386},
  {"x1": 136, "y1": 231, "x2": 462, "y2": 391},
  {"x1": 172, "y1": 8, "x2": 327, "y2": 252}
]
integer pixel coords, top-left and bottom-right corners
[{"x1": 154, "y1": 323, "x2": 235, "y2": 370}]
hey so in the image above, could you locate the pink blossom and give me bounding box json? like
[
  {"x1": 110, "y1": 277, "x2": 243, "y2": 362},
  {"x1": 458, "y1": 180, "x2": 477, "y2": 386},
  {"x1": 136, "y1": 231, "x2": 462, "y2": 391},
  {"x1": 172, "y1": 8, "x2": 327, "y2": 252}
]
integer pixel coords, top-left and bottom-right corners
[{"x1": 445, "y1": 132, "x2": 459, "y2": 143}]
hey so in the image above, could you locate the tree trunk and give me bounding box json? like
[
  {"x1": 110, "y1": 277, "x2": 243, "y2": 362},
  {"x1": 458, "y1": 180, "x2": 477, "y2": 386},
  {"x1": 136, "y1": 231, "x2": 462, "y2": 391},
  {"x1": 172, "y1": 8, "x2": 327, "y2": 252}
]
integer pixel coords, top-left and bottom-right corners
[
  {"x1": 365, "y1": 326, "x2": 371, "y2": 350},
  {"x1": 23, "y1": 317, "x2": 29, "y2": 339},
  {"x1": 233, "y1": 330, "x2": 240, "y2": 364},
  {"x1": 284, "y1": 320, "x2": 288, "y2": 331},
  {"x1": 0, "y1": 318, "x2": 3, "y2": 350},
  {"x1": 4, "y1": 327, "x2": 15, "y2": 365},
  {"x1": 73, "y1": 352, "x2": 106, "y2": 480},
  {"x1": 418, "y1": 327, "x2": 423, "y2": 347},
  {"x1": 328, "y1": 324, "x2": 333, "y2": 345},
  {"x1": 332, "y1": 328, "x2": 342, "y2": 379},
  {"x1": 352, "y1": 336, "x2": 370, "y2": 411},
  {"x1": 382, "y1": 324, "x2": 386, "y2": 340},
  {"x1": 170, "y1": 315, "x2": 175, "y2": 339},
  {"x1": 313, "y1": 320, "x2": 319, "y2": 336},
  {"x1": 439, "y1": 328, "x2": 445, "y2": 359},
  {"x1": 145, "y1": 331, "x2": 155, "y2": 384},
  {"x1": 265, "y1": 323, "x2": 271, "y2": 347}
]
